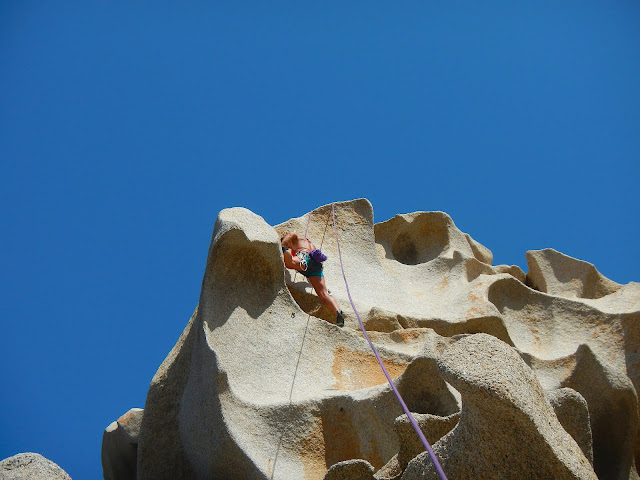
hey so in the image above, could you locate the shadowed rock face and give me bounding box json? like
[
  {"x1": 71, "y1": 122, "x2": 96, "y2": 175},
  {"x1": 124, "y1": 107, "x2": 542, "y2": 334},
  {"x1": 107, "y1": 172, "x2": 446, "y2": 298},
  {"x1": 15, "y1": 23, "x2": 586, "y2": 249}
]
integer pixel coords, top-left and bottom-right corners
[
  {"x1": 102, "y1": 408, "x2": 143, "y2": 480},
  {"x1": 561, "y1": 345, "x2": 639, "y2": 480},
  {"x1": 375, "y1": 212, "x2": 452, "y2": 265},
  {"x1": 104, "y1": 199, "x2": 639, "y2": 480},
  {"x1": 548, "y1": 388, "x2": 594, "y2": 465}
]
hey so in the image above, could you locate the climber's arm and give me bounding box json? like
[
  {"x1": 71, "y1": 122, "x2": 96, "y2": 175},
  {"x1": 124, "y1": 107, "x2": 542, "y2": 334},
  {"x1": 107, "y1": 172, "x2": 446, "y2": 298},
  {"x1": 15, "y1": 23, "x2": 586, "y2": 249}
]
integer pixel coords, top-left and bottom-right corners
[{"x1": 283, "y1": 249, "x2": 303, "y2": 271}]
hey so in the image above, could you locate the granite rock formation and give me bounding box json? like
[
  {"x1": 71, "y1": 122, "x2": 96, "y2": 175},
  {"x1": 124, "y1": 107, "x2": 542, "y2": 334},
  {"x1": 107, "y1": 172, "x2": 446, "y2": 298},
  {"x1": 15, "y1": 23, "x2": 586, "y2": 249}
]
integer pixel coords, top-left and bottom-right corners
[
  {"x1": 102, "y1": 408, "x2": 144, "y2": 480},
  {"x1": 103, "y1": 199, "x2": 639, "y2": 480},
  {"x1": 0, "y1": 452, "x2": 71, "y2": 480},
  {"x1": 401, "y1": 333, "x2": 596, "y2": 480}
]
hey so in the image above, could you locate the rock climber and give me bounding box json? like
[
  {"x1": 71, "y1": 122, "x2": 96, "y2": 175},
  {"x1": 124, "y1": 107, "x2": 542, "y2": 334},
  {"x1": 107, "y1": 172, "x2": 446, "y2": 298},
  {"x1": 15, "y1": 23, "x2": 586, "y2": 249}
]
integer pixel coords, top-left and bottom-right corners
[{"x1": 280, "y1": 232, "x2": 345, "y2": 327}]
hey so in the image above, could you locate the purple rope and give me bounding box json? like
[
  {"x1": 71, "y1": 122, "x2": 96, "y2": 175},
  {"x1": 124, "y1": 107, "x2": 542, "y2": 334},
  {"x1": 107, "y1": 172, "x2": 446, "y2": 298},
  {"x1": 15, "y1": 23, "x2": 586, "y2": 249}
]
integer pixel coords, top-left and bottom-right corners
[{"x1": 331, "y1": 203, "x2": 448, "y2": 480}]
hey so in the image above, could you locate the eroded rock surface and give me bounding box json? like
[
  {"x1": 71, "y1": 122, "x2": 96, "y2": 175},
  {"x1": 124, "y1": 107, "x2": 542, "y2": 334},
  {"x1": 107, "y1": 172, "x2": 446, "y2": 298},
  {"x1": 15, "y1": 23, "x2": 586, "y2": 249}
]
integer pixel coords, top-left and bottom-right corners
[
  {"x1": 111, "y1": 199, "x2": 638, "y2": 480},
  {"x1": 548, "y1": 387, "x2": 593, "y2": 465},
  {"x1": 324, "y1": 459, "x2": 375, "y2": 480},
  {"x1": 402, "y1": 334, "x2": 596, "y2": 480},
  {"x1": 526, "y1": 248, "x2": 622, "y2": 299}
]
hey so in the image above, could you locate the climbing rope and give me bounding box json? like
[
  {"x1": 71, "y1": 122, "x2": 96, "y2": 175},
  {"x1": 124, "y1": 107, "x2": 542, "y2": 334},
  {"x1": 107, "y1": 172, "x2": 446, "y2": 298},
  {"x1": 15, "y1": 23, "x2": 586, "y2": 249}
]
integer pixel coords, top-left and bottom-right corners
[
  {"x1": 272, "y1": 207, "x2": 332, "y2": 480},
  {"x1": 304, "y1": 207, "x2": 313, "y2": 240},
  {"x1": 331, "y1": 202, "x2": 448, "y2": 480}
]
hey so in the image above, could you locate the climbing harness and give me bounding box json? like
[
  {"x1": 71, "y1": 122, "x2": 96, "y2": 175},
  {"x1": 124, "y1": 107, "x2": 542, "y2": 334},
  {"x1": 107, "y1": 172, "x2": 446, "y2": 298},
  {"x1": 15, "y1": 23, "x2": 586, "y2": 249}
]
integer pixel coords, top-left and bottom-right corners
[
  {"x1": 295, "y1": 250, "x2": 309, "y2": 272},
  {"x1": 291, "y1": 208, "x2": 331, "y2": 281},
  {"x1": 331, "y1": 203, "x2": 448, "y2": 480}
]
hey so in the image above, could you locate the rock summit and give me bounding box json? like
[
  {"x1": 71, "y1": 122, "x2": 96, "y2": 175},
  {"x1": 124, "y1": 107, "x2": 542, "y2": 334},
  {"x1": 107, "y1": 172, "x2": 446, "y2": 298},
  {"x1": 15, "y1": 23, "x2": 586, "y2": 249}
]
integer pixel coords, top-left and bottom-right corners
[{"x1": 103, "y1": 199, "x2": 639, "y2": 480}]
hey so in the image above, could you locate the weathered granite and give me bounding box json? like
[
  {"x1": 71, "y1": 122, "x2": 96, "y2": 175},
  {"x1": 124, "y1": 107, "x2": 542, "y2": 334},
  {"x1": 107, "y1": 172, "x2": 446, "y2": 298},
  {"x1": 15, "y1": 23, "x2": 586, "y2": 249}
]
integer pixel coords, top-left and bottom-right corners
[
  {"x1": 108, "y1": 199, "x2": 638, "y2": 480},
  {"x1": 324, "y1": 459, "x2": 375, "y2": 480},
  {"x1": 102, "y1": 408, "x2": 143, "y2": 480},
  {"x1": 402, "y1": 334, "x2": 597, "y2": 480},
  {"x1": 548, "y1": 387, "x2": 593, "y2": 465},
  {"x1": 526, "y1": 248, "x2": 621, "y2": 299},
  {"x1": 0, "y1": 452, "x2": 71, "y2": 480}
]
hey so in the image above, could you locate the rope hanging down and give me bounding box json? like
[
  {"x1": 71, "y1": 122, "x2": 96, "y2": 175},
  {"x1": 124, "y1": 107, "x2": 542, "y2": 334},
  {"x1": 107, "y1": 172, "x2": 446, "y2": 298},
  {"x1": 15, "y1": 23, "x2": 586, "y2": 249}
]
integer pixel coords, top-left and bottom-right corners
[
  {"x1": 331, "y1": 203, "x2": 448, "y2": 480},
  {"x1": 272, "y1": 208, "x2": 332, "y2": 480}
]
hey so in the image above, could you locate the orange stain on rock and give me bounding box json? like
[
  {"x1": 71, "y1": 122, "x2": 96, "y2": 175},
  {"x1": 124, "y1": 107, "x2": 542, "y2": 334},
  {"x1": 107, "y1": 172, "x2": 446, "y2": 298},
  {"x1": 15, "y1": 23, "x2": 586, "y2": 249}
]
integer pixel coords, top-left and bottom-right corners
[
  {"x1": 320, "y1": 407, "x2": 361, "y2": 472},
  {"x1": 299, "y1": 422, "x2": 327, "y2": 480},
  {"x1": 466, "y1": 306, "x2": 483, "y2": 317},
  {"x1": 320, "y1": 404, "x2": 386, "y2": 471},
  {"x1": 117, "y1": 410, "x2": 136, "y2": 425},
  {"x1": 331, "y1": 346, "x2": 408, "y2": 391},
  {"x1": 390, "y1": 329, "x2": 425, "y2": 343}
]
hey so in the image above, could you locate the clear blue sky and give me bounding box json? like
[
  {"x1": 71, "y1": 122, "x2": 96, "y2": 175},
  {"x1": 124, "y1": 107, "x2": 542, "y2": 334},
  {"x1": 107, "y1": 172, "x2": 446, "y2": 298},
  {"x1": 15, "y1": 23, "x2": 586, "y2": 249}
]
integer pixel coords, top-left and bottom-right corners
[{"x1": 1, "y1": 2, "x2": 638, "y2": 478}]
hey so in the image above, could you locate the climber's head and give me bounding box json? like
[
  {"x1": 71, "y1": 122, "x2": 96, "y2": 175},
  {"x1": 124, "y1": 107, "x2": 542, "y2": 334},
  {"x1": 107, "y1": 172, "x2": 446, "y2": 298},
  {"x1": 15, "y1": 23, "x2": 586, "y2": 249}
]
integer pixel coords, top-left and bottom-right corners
[{"x1": 280, "y1": 232, "x2": 297, "y2": 249}]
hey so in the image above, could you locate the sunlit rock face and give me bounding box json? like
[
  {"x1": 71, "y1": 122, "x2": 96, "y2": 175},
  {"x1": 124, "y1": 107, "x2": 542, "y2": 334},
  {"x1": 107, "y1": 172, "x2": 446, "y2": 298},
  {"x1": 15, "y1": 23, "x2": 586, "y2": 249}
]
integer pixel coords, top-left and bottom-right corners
[
  {"x1": 116, "y1": 199, "x2": 638, "y2": 480},
  {"x1": 0, "y1": 453, "x2": 71, "y2": 480}
]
